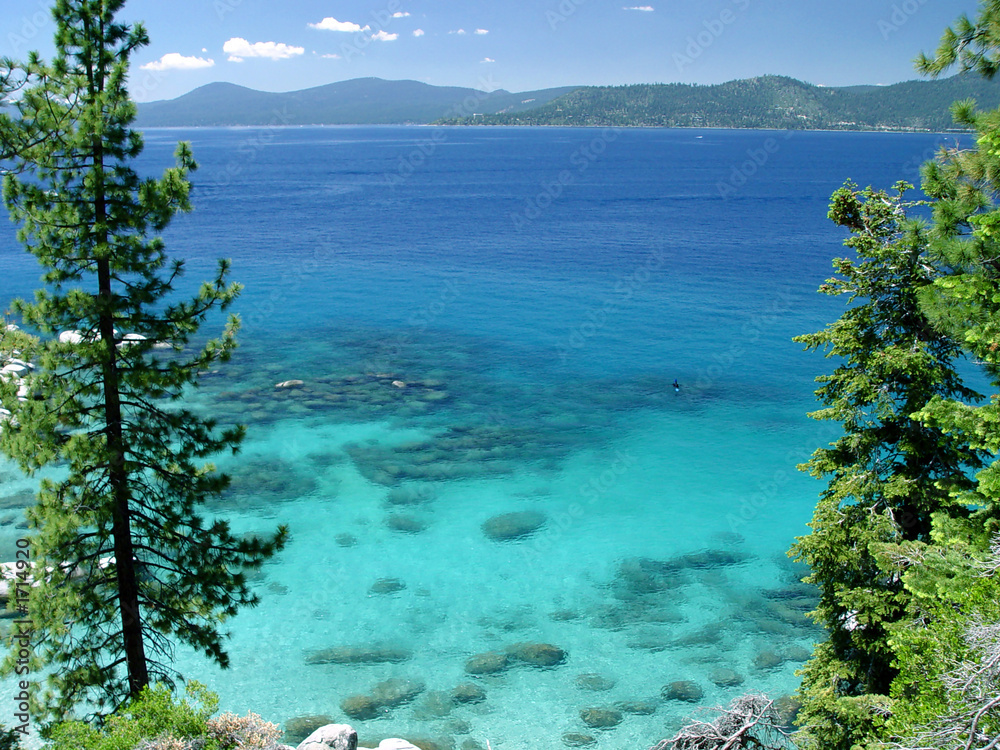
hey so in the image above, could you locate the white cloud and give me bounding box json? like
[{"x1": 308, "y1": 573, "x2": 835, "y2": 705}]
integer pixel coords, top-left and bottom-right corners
[
  {"x1": 475, "y1": 29, "x2": 489, "y2": 35},
  {"x1": 371, "y1": 30, "x2": 399, "y2": 41},
  {"x1": 309, "y1": 17, "x2": 370, "y2": 33},
  {"x1": 393, "y1": 12, "x2": 410, "y2": 18},
  {"x1": 321, "y1": 53, "x2": 341, "y2": 59},
  {"x1": 481, "y1": 57, "x2": 495, "y2": 63},
  {"x1": 450, "y1": 29, "x2": 467, "y2": 35},
  {"x1": 624, "y1": 5, "x2": 655, "y2": 10},
  {"x1": 223, "y1": 38, "x2": 305, "y2": 62},
  {"x1": 140, "y1": 53, "x2": 215, "y2": 72},
  {"x1": 412, "y1": 29, "x2": 425, "y2": 37}
]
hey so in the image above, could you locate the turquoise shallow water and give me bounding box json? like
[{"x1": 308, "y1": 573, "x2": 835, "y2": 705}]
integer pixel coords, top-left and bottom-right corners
[{"x1": 0, "y1": 126, "x2": 963, "y2": 747}]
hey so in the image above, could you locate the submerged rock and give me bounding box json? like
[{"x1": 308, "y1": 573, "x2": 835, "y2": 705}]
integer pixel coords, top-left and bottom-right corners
[
  {"x1": 579, "y1": 707, "x2": 623, "y2": 729},
  {"x1": 411, "y1": 690, "x2": 454, "y2": 719},
  {"x1": 481, "y1": 511, "x2": 546, "y2": 541},
  {"x1": 0, "y1": 490, "x2": 34, "y2": 510},
  {"x1": 549, "y1": 609, "x2": 580, "y2": 622},
  {"x1": 562, "y1": 733, "x2": 597, "y2": 747},
  {"x1": 386, "y1": 514, "x2": 428, "y2": 534},
  {"x1": 662, "y1": 681, "x2": 703, "y2": 703},
  {"x1": 341, "y1": 694, "x2": 382, "y2": 721},
  {"x1": 614, "y1": 557, "x2": 682, "y2": 596},
  {"x1": 626, "y1": 632, "x2": 672, "y2": 652},
  {"x1": 670, "y1": 623, "x2": 725, "y2": 648},
  {"x1": 215, "y1": 457, "x2": 320, "y2": 509},
  {"x1": 753, "y1": 650, "x2": 783, "y2": 670},
  {"x1": 773, "y1": 694, "x2": 802, "y2": 730},
  {"x1": 385, "y1": 486, "x2": 437, "y2": 507},
  {"x1": 464, "y1": 651, "x2": 510, "y2": 675},
  {"x1": 336, "y1": 533, "x2": 358, "y2": 548},
  {"x1": 615, "y1": 699, "x2": 658, "y2": 715},
  {"x1": 450, "y1": 683, "x2": 486, "y2": 704},
  {"x1": 709, "y1": 668, "x2": 744, "y2": 687},
  {"x1": 369, "y1": 578, "x2": 406, "y2": 596},
  {"x1": 575, "y1": 673, "x2": 616, "y2": 691},
  {"x1": 282, "y1": 714, "x2": 336, "y2": 745},
  {"x1": 371, "y1": 677, "x2": 425, "y2": 707},
  {"x1": 505, "y1": 642, "x2": 566, "y2": 667},
  {"x1": 676, "y1": 548, "x2": 749, "y2": 569},
  {"x1": 305, "y1": 644, "x2": 412, "y2": 665},
  {"x1": 783, "y1": 644, "x2": 812, "y2": 662}
]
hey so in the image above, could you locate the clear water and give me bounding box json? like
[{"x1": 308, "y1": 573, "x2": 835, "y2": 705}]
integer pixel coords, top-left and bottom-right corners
[{"x1": 0, "y1": 126, "x2": 961, "y2": 748}]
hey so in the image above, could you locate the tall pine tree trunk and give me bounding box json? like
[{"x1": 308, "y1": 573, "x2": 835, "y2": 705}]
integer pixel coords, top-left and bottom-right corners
[{"x1": 94, "y1": 153, "x2": 149, "y2": 698}]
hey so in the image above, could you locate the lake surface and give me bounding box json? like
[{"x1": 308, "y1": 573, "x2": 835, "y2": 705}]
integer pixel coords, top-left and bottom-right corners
[{"x1": 0, "y1": 126, "x2": 961, "y2": 748}]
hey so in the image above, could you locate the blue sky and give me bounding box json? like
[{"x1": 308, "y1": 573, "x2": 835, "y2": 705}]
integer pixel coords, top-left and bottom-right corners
[{"x1": 2, "y1": 1, "x2": 983, "y2": 101}]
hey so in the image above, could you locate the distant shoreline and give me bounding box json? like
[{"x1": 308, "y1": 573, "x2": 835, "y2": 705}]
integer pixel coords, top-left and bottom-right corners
[{"x1": 138, "y1": 122, "x2": 972, "y2": 135}]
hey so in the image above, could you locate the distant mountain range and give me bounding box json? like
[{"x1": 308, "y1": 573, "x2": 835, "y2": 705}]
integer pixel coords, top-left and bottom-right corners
[
  {"x1": 133, "y1": 75, "x2": 1000, "y2": 131},
  {"x1": 134, "y1": 78, "x2": 578, "y2": 127}
]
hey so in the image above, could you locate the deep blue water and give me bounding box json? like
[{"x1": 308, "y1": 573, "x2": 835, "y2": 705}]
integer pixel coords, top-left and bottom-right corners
[{"x1": 0, "y1": 126, "x2": 962, "y2": 748}]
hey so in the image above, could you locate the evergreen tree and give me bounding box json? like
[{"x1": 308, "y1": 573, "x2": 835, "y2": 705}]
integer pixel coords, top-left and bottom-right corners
[
  {"x1": 912, "y1": 0, "x2": 1000, "y2": 544},
  {"x1": 790, "y1": 182, "x2": 985, "y2": 750},
  {"x1": 0, "y1": 0, "x2": 286, "y2": 719},
  {"x1": 887, "y1": 536, "x2": 1000, "y2": 750}
]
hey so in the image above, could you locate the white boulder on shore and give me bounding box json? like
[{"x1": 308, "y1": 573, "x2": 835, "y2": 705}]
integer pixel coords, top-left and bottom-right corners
[
  {"x1": 294, "y1": 724, "x2": 424, "y2": 750},
  {"x1": 58, "y1": 329, "x2": 86, "y2": 344},
  {"x1": 0, "y1": 556, "x2": 116, "y2": 599}
]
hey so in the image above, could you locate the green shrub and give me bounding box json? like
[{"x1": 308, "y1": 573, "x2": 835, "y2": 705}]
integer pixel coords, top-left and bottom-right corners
[
  {"x1": 45, "y1": 682, "x2": 218, "y2": 750},
  {"x1": 43, "y1": 683, "x2": 284, "y2": 750}
]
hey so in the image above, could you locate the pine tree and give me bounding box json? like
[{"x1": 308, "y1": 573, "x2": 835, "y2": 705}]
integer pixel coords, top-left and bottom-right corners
[
  {"x1": 912, "y1": 1, "x2": 1000, "y2": 543},
  {"x1": 0, "y1": 0, "x2": 286, "y2": 719},
  {"x1": 790, "y1": 182, "x2": 985, "y2": 750}
]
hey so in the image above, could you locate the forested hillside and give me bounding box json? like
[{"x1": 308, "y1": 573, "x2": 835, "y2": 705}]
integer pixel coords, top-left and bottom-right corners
[{"x1": 443, "y1": 74, "x2": 1000, "y2": 130}]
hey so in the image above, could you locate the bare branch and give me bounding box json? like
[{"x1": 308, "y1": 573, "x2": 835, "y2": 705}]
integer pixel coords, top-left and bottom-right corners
[{"x1": 651, "y1": 693, "x2": 795, "y2": 750}]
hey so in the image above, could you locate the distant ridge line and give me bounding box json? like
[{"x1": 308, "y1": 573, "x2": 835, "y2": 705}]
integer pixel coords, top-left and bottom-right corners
[
  {"x1": 437, "y1": 74, "x2": 999, "y2": 131},
  {"x1": 133, "y1": 75, "x2": 999, "y2": 131},
  {"x1": 135, "y1": 78, "x2": 581, "y2": 127}
]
